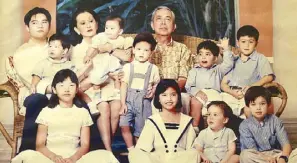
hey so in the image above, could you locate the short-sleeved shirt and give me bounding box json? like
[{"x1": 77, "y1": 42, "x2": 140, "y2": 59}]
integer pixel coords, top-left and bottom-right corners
[
  {"x1": 194, "y1": 127, "x2": 237, "y2": 162},
  {"x1": 226, "y1": 50, "x2": 274, "y2": 87},
  {"x1": 185, "y1": 50, "x2": 235, "y2": 95},
  {"x1": 32, "y1": 57, "x2": 76, "y2": 80},
  {"x1": 91, "y1": 32, "x2": 133, "y2": 50},
  {"x1": 122, "y1": 60, "x2": 160, "y2": 89},
  {"x1": 239, "y1": 114, "x2": 290, "y2": 152},
  {"x1": 151, "y1": 39, "x2": 192, "y2": 80},
  {"x1": 36, "y1": 105, "x2": 93, "y2": 158}
]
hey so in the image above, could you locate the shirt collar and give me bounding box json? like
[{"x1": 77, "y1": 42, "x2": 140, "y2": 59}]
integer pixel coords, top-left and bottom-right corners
[
  {"x1": 250, "y1": 114, "x2": 270, "y2": 127},
  {"x1": 155, "y1": 37, "x2": 174, "y2": 47},
  {"x1": 47, "y1": 57, "x2": 68, "y2": 64},
  {"x1": 131, "y1": 60, "x2": 150, "y2": 65},
  {"x1": 239, "y1": 50, "x2": 258, "y2": 62},
  {"x1": 206, "y1": 127, "x2": 225, "y2": 139},
  {"x1": 195, "y1": 64, "x2": 217, "y2": 69}
]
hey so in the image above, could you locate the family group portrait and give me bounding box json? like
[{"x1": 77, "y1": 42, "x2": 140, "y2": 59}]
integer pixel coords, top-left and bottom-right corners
[{"x1": 0, "y1": 0, "x2": 296, "y2": 163}]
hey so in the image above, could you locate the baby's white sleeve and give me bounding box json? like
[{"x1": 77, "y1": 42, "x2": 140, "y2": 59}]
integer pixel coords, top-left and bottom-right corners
[{"x1": 81, "y1": 109, "x2": 93, "y2": 127}]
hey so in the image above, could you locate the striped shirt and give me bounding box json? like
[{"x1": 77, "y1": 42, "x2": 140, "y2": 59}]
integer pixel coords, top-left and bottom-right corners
[{"x1": 239, "y1": 114, "x2": 290, "y2": 151}]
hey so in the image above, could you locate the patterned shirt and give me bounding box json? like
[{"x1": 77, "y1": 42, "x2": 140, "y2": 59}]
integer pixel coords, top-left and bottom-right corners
[
  {"x1": 239, "y1": 114, "x2": 290, "y2": 151},
  {"x1": 151, "y1": 39, "x2": 192, "y2": 80}
]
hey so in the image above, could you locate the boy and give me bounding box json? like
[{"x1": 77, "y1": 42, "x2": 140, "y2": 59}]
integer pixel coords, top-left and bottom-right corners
[
  {"x1": 221, "y1": 25, "x2": 274, "y2": 117},
  {"x1": 185, "y1": 39, "x2": 237, "y2": 115},
  {"x1": 80, "y1": 15, "x2": 133, "y2": 114},
  {"x1": 31, "y1": 34, "x2": 85, "y2": 94},
  {"x1": 119, "y1": 32, "x2": 160, "y2": 151},
  {"x1": 193, "y1": 101, "x2": 239, "y2": 163},
  {"x1": 239, "y1": 86, "x2": 291, "y2": 163}
]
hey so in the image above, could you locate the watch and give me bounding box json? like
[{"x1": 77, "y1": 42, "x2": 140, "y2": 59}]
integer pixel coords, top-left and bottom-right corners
[
  {"x1": 279, "y1": 155, "x2": 288, "y2": 162},
  {"x1": 109, "y1": 49, "x2": 115, "y2": 55}
]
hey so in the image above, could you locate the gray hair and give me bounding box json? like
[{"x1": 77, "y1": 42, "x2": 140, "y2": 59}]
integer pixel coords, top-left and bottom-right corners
[{"x1": 151, "y1": 6, "x2": 176, "y2": 23}]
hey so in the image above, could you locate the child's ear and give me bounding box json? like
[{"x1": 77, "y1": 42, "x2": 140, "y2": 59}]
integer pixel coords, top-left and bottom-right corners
[
  {"x1": 74, "y1": 27, "x2": 80, "y2": 35},
  {"x1": 119, "y1": 29, "x2": 123, "y2": 35},
  {"x1": 223, "y1": 117, "x2": 229, "y2": 124},
  {"x1": 214, "y1": 56, "x2": 218, "y2": 62},
  {"x1": 151, "y1": 22, "x2": 155, "y2": 31},
  {"x1": 26, "y1": 25, "x2": 30, "y2": 32},
  {"x1": 63, "y1": 48, "x2": 69, "y2": 56}
]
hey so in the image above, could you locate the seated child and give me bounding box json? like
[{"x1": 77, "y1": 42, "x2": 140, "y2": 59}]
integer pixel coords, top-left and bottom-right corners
[
  {"x1": 30, "y1": 33, "x2": 90, "y2": 96},
  {"x1": 12, "y1": 69, "x2": 119, "y2": 163},
  {"x1": 80, "y1": 15, "x2": 133, "y2": 114},
  {"x1": 119, "y1": 32, "x2": 160, "y2": 151},
  {"x1": 193, "y1": 101, "x2": 239, "y2": 163},
  {"x1": 185, "y1": 39, "x2": 237, "y2": 115},
  {"x1": 239, "y1": 86, "x2": 291, "y2": 163},
  {"x1": 128, "y1": 79, "x2": 199, "y2": 163},
  {"x1": 221, "y1": 25, "x2": 274, "y2": 117}
]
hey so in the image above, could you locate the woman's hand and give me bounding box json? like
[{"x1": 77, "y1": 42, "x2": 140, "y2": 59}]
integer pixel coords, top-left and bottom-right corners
[
  {"x1": 50, "y1": 155, "x2": 64, "y2": 163},
  {"x1": 64, "y1": 157, "x2": 77, "y2": 163},
  {"x1": 83, "y1": 55, "x2": 92, "y2": 64}
]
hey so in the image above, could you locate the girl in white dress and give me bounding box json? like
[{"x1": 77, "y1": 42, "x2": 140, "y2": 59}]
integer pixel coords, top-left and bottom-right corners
[
  {"x1": 128, "y1": 79, "x2": 200, "y2": 163},
  {"x1": 11, "y1": 69, "x2": 119, "y2": 163}
]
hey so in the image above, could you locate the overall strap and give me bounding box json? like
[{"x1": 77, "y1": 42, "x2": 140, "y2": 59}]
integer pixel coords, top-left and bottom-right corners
[
  {"x1": 128, "y1": 63, "x2": 134, "y2": 87},
  {"x1": 143, "y1": 64, "x2": 153, "y2": 91},
  {"x1": 148, "y1": 118, "x2": 167, "y2": 144},
  {"x1": 176, "y1": 118, "x2": 193, "y2": 144}
]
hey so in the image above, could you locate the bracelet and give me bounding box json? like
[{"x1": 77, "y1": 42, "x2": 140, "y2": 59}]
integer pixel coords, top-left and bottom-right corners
[{"x1": 109, "y1": 49, "x2": 115, "y2": 55}]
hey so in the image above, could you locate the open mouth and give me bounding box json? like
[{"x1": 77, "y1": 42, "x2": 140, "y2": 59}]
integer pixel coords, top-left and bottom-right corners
[
  {"x1": 87, "y1": 29, "x2": 93, "y2": 32},
  {"x1": 201, "y1": 61, "x2": 207, "y2": 64}
]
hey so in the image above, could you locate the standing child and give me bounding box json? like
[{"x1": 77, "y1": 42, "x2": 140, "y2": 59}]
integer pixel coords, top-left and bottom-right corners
[
  {"x1": 11, "y1": 69, "x2": 119, "y2": 163},
  {"x1": 193, "y1": 101, "x2": 239, "y2": 163},
  {"x1": 129, "y1": 79, "x2": 199, "y2": 163},
  {"x1": 185, "y1": 39, "x2": 237, "y2": 116},
  {"x1": 221, "y1": 25, "x2": 275, "y2": 117},
  {"x1": 79, "y1": 15, "x2": 133, "y2": 115},
  {"x1": 119, "y1": 32, "x2": 160, "y2": 151},
  {"x1": 239, "y1": 86, "x2": 291, "y2": 163}
]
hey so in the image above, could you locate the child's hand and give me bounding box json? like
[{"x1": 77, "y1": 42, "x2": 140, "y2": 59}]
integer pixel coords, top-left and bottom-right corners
[
  {"x1": 195, "y1": 91, "x2": 208, "y2": 104},
  {"x1": 119, "y1": 103, "x2": 128, "y2": 115},
  {"x1": 217, "y1": 37, "x2": 230, "y2": 52},
  {"x1": 30, "y1": 85, "x2": 36, "y2": 94},
  {"x1": 264, "y1": 155, "x2": 276, "y2": 163},
  {"x1": 83, "y1": 55, "x2": 92, "y2": 64},
  {"x1": 98, "y1": 43, "x2": 113, "y2": 53},
  {"x1": 108, "y1": 72, "x2": 119, "y2": 80}
]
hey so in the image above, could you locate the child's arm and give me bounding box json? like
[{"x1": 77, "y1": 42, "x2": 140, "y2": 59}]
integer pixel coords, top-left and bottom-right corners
[
  {"x1": 220, "y1": 141, "x2": 236, "y2": 163},
  {"x1": 31, "y1": 75, "x2": 41, "y2": 94},
  {"x1": 217, "y1": 38, "x2": 237, "y2": 75},
  {"x1": 120, "y1": 81, "x2": 128, "y2": 115},
  {"x1": 84, "y1": 47, "x2": 99, "y2": 63},
  {"x1": 65, "y1": 126, "x2": 90, "y2": 162},
  {"x1": 221, "y1": 75, "x2": 244, "y2": 99},
  {"x1": 36, "y1": 124, "x2": 64, "y2": 162},
  {"x1": 195, "y1": 144, "x2": 211, "y2": 163},
  {"x1": 242, "y1": 75, "x2": 274, "y2": 93},
  {"x1": 185, "y1": 69, "x2": 198, "y2": 96}
]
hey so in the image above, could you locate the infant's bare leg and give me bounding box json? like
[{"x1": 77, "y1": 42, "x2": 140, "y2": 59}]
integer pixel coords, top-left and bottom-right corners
[
  {"x1": 80, "y1": 77, "x2": 93, "y2": 92},
  {"x1": 97, "y1": 102, "x2": 112, "y2": 151}
]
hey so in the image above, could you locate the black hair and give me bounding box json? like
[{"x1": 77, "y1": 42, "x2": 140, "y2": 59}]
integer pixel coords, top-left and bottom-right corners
[
  {"x1": 48, "y1": 69, "x2": 84, "y2": 108},
  {"x1": 105, "y1": 15, "x2": 124, "y2": 29},
  {"x1": 24, "y1": 7, "x2": 51, "y2": 26},
  {"x1": 237, "y1": 25, "x2": 260, "y2": 41},
  {"x1": 70, "y1": 8, "x2": 100, "y2": 45},
  {"x1": 153, "y1": 79, "x2": 182, "y2": 112},
  {"x1": 49, "y1": 34, "x2": 70, "y2": 50},
  {"x1": 197, "y1": 40, "x2": 220, "y2": 57},
  {"x1": 133, "y1": 32, "x2": 157, "y2": 51},
  {"x1": 206, "y1": 101, "x2": 233, "y2": 119},
  {"x1": 244, "y1": 86, "x2": 271, "y2": 106}
]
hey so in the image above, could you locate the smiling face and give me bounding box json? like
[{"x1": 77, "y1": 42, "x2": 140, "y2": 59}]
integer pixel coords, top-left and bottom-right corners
[
  {"x1": 248, "y1": 96, "x2": 268, "y2": 122},
  {"x1": 133, "y1": 41, "x2": 152, "y2": 63},
  {"x1": 207, "y1": 105, "x2": 228, "y2": 132},
  {"x1": 48, "y1": 40, "x2": 67, "y2": 60},
  {"x1": 105, "y1": 19, "x2": 123, "y2": 40},
  {"x1": 151, "y1": 8, "x2": 176, "y2": 36},
  {"x1": 74, "y1": 12, "x2": 98, "y2": 38},
  {"x1": 52, "y1": 77, "x2": 77, "y2": 106},
  {"x1": 197, "y1": 48, "x2": 217, "y2": 68},
  {"x1": 159, "y1": 87, "x2": 178, "y2": 111},
  {"x1": 237, "y1": 36, "x2": 257, "y2": 56},
  {"x1": 26, "y1": 13, "x2": 50, "y2": 40}
]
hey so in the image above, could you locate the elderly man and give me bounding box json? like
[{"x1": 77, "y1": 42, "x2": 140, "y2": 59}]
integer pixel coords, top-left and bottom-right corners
[{"x1": 150, "y1": 6, "x2": 202, "y2": 133}]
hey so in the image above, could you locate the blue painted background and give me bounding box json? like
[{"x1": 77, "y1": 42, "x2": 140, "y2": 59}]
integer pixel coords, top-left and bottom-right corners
[{"x1": 57, "y1": 0, "x2": 236, "y2": 45}]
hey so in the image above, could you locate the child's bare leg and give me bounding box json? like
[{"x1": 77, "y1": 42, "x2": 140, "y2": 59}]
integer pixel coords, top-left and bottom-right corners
[
  {"x1": 190, "y1": 96, "x2": 203, "y2": 128},
  {"x1": 45, "y1": 86, "x2": 52, "y2": 94},
  {"x1": 228, "y1": 155, "x2": 240, "y2": 163},
  {"x1": 80, "y1": 77, "x2": 93, "y2": 92},
  {"x1": 109, "y1": 100, "x2": 121, "y2": 136},
  {"x1": 97, "y1": 102, "x2": 112, "y2": 151},
  {"x1": 121, "y1": 126, "x2": 134, "y2": 148}
]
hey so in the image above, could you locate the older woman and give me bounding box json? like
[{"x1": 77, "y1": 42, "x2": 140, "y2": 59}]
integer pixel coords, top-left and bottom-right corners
[{"x1": 70, "y1": 8, "x2": 132, "y2": 151}]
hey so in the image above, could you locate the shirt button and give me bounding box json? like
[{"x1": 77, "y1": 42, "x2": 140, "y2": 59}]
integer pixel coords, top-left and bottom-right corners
[
  {"x1": 174, "y1": 149, "x2": 177, "y2": 152},
  {"x1": 166, "y1": 150, "x2": 169, "y2": 153},
  {"x1": 165, "y1": 145, "x2": 168, "y2": 148}
]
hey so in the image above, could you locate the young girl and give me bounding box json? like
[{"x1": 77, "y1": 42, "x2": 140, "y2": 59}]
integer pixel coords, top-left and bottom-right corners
[
  {"x1": 11, "y1": 69, "x2": 119, "y2": 163},
  {"x1": 193, "y1": 101, "x2": 239, "y2": 163},
  {"x1": 128, "y1": 79, "x2": 199, "y2": 163}
]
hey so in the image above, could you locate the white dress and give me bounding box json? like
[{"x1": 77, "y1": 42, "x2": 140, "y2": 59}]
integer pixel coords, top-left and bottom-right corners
[
  {"x1": 129, "y1": 113, "x2": 200, "y2": 163},
  {"x1": 11, "y1": 105, "x2": 119, "y2": 163}
]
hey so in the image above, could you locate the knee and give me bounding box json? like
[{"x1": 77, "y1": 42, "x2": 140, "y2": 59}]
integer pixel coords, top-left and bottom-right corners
[
  {"x1": 98, "y1": 103, "x2": 110, "y2": 117},
  {"x1": 24, "y1": 93, "x2": 48, "y2": 109}
]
